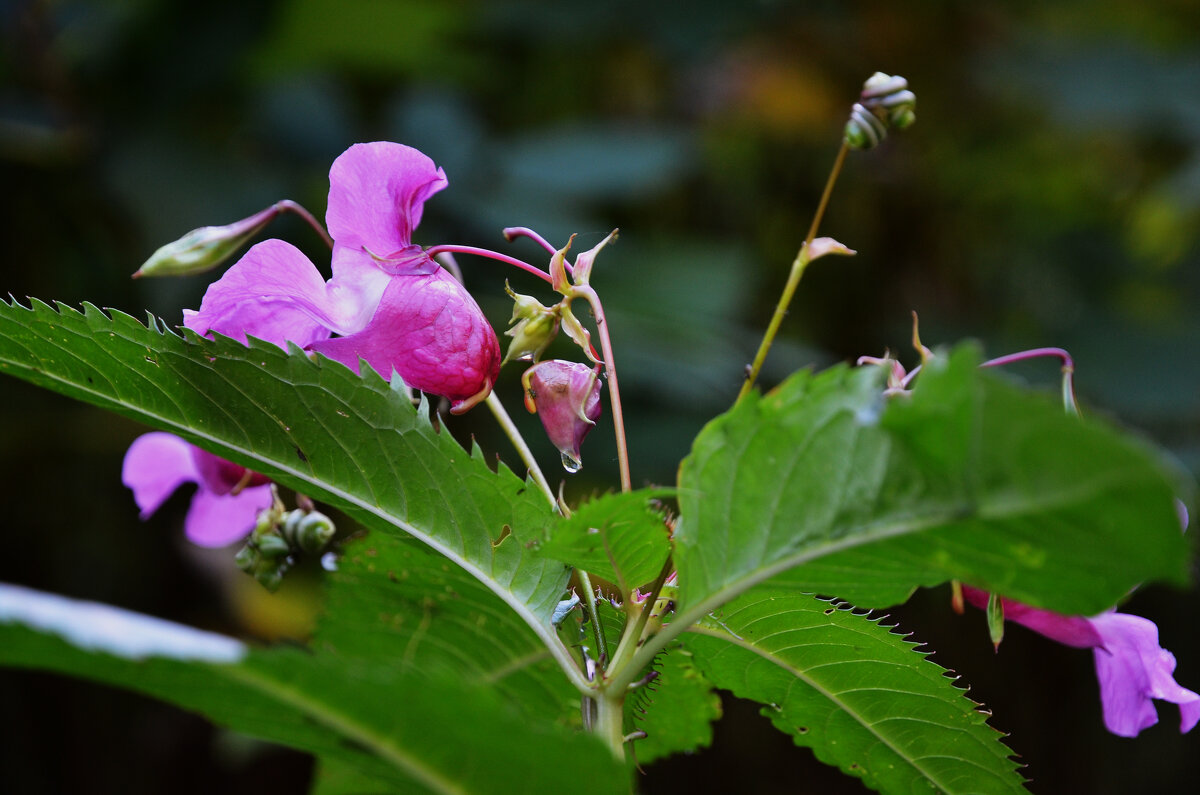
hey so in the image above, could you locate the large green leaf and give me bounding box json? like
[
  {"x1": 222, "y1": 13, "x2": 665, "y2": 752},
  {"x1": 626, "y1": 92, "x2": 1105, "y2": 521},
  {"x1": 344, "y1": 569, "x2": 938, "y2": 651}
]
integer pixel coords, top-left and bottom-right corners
[
  {"x1": 0, "y1": 299, "x2": 573, "y2": 671},
  {"x1": 683, "y1": 590, "x2": 1024, "y2": 795},
  {"x1": 319, "y1": 535, "x2": 580, "y2": 722},
  {"x1": 0, "y1": 578, "x2": 627, "y2": 794},
  {"x1": 675, "y1": 344, "x2": 1188, "y2": 618}
]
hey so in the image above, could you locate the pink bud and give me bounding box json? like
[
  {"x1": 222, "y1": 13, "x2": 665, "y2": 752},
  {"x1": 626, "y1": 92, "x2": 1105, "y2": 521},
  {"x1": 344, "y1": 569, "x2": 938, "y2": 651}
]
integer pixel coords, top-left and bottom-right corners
[{"x1": 523, "y1": 360, "x2": 603, "y2": 473}]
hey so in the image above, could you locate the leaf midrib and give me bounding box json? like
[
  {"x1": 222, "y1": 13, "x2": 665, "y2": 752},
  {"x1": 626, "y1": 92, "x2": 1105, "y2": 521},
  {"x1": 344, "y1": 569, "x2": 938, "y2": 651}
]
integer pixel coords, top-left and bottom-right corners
[
  {"x1": 684, "y1": 623, "x2": 971, "y2": 792},
  {"x1": 0, "y1": 311, "x2": 581, "y2": 689},
  {"x1": 220, "y1": 664, "x2": 468, "y2": 795}
]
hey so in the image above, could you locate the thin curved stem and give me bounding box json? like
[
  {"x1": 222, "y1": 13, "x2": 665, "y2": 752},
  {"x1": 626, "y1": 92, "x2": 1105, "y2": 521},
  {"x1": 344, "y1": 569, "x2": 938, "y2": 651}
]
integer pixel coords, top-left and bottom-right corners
[
  {"x1": 276, "y1": 200, "x2": 333, "y2": 249},
  {"x1": 424, "y1": 244, "x2": 553, "y2": 284},
  {"x1": 738, "y1": 141, "x2": 850, "y2": 402},
  {"x1": 484, "y1": 392, "x2": 556, "y2": 510},
  {"x1": 982, "y1": 346, "x2": 1079, "y2": 416},
  {"x1": 572, "y1": 285, "x2": 631, "y2": 491},
  {"x1": 503, "y1": 226, "x2": 559, "y2": 258},
  {"x1": 576, "y1": 569, "x2": 608, "y2": 665}
]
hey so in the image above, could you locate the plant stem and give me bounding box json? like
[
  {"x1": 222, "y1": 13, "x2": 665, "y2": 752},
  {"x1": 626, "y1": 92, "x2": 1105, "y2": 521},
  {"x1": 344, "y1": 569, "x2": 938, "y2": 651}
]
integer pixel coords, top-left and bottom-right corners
[
  {"x1": 480, "y1": 392, "x2": 598, "y2": 695},
  {"x1": 594, "y1": 691, "x2": 627, "y2": 761},
  {"x1": 503, "y1": 226, "x2": 559, "y2": 258},
  {"x1": 604, "y1": 557, "x2": 673, "y2": 683},
  {"x1": 573, "y1": 285, "x2": 632, "y2": 491},
  {"x1": 738, "y1": 140, "x2": 850, "y2": 402},
  {"x1": 276, "y1": 200, "x2": 333, "y2": 249},
  {"x1": 576, "y1": 569, "x2": 608, "y2": 665},
  {"x1": 981, "y1": 346, "x2": 1080, "y2": 416},
  {"x1": 424, "y1": 244, "x2": 553, "y2": 284},
  {"x1": 484, "y1": 392, "x2": 556, "y2": 510}
]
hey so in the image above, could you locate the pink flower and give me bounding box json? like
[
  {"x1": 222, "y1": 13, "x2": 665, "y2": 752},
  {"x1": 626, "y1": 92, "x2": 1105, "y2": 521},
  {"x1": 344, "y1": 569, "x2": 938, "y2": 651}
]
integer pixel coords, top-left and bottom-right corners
[
  {"x1": 522, "y1": 360, "x2": 603, "y2": 472},
  {"x1": 183, "y1": 142, "x2": 501, "y2": 413},
  {"x1": 122, "y1": 432, "x2": 273, "y2": 547},
  {"x1": 963, "y1": 586, "x2": 1200, "y2": 737}
]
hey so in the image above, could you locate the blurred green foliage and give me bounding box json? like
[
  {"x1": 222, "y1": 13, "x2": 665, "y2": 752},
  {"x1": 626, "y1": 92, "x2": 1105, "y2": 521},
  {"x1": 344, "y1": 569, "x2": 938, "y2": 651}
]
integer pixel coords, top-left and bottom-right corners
[{"x1": 2, "y1": 0, "x2": 1198, "y2": 792}]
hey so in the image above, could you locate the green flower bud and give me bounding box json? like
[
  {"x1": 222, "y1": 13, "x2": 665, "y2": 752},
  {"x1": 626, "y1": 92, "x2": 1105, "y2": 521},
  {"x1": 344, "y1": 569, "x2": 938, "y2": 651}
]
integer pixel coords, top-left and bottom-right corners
[
  {"x1": 987, "y1": 591, "x2": 1006, "y2": 650},
  {"x1": 280, "y1": 509, "x2": 336, "y2": 555},
  {"x1": 843, "y1": 72, "x2": 916, "y2": 150},
  {"x1": 503, "y1": 282, "x2": 561, "y2": 364},
  {"x1": 132, "y1": 205, "x2": 279, "y2": 278}
]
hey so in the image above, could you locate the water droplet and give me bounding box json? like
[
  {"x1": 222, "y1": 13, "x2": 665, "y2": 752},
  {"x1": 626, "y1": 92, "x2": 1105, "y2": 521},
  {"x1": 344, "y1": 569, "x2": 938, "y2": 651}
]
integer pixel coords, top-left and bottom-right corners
[{"x1": 560, "y1": 451, "x2": 582, "y2": 473}]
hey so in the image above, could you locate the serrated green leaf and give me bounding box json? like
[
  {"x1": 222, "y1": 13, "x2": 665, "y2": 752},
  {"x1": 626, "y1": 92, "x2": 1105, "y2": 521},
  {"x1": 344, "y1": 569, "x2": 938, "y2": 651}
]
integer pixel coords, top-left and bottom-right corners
[
  {"x1": 675, "y1": 344, "x2": 1188, "y2": 618},
  {"x1": 683, "y1": 590, "x2": 1025, "y2": 795},
  {"x1": 0, "y1": 299, "x2": 575, "y2": 674},
  {"x1": 539, "y1": 488, "x2": 674, "y2": 593},
  {"x1": 626, "y1": 645, "x2": 721, "y2": 765},
  {"x1": 320, "y1": 535, "x2": 580, "y2": 723},
  {"x1": 0, "y1": 584, "x2": 627, "y2": 794}
]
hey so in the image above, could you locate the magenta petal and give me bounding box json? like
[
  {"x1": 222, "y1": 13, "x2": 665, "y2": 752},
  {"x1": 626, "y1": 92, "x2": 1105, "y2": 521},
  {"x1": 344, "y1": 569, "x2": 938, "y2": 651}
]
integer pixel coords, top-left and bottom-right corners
[
  {"x1": 189, "y1": 446, "x2": 270, "y2": 495},
  {"x1": 184, "y1": 483, "x2": 274, "y2": 548},
  {"x1": 183, "y1": 239, "x2": 356, "y2": 347},
  {"x1": 525, "y1": 360, "x2": 604, "y2": 464},
  {"x1": 1090, "y1": 611, "x2": 1200, "y2": 737},
  {"x1": 326, "y1": 142, "x2": 447, "y2": 263},
  {"x1": 122, "y1": 432, "x2": 200, "y2": 518},
  {"x1": 309, "y1": 268, "x2": 500, "y2": 409}
]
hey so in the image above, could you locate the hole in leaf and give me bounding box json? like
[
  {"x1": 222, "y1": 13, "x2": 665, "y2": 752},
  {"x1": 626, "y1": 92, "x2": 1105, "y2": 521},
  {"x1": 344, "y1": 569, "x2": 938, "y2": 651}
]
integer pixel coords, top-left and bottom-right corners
[{"x1": 493, "y1": 525, "x2": 512, "y2": 548}]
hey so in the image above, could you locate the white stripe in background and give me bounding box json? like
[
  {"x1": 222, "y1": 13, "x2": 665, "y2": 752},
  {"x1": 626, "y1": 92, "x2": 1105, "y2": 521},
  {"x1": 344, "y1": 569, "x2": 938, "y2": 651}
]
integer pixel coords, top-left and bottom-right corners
[{"x1": 0, "y1": 582, "x2": 246, "y2": 663}]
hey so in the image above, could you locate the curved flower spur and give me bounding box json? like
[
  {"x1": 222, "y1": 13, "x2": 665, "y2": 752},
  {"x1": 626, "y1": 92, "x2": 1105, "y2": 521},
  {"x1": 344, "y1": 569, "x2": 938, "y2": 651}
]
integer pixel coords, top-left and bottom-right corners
[{"x1": 183, "y1": 142, "x2": 501, "y2": 413}]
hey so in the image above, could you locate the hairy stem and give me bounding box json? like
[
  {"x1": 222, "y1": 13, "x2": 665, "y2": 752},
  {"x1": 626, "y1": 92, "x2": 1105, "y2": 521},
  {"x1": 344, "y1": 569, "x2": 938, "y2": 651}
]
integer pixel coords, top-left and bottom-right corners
[{"x1": 738, "y1": 141, "x2": 849, "y2": 402}]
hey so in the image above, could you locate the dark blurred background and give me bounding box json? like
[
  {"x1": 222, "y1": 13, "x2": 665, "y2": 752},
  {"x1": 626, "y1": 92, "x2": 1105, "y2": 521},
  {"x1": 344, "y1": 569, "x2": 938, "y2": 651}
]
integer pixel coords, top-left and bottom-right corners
[{"x1": 2, "y1": 1, "x2": 1199, "y2": 792}]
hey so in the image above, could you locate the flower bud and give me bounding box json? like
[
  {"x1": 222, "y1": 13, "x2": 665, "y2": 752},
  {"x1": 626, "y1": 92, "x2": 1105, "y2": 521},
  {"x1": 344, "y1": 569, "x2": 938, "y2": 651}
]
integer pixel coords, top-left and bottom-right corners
[
  {"x1": 281, "y1": 509, "x2": 336, "y2": 555},
  {"x1": 133, "y1": 205, "x2": 279, "y2": 278},
  {"x1": 503, "y1": 281, "x2": 560, "y2": 364},
  {"x1": 522, "y1": 360, "x2": 603, "y2": 473},
  {"x1": 844, "y1": 72, "x2": 915, "y2": 150}
]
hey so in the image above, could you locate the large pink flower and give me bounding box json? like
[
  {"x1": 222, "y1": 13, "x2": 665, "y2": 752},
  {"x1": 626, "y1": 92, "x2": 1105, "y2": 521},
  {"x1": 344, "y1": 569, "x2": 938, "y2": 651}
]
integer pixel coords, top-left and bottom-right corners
[
  {"x1": 122, "y1": 433, "x2": 274, "y2": 547},
  {"x1": 963, "y1": 586, "x2": 1200, "y2": 737},
  {"x1": 183, "y1": 142, "x2": 501, "y2": 413}
]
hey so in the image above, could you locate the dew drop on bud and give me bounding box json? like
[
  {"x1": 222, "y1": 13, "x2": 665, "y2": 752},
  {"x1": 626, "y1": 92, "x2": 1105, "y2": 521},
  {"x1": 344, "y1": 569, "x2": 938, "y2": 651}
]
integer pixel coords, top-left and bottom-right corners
[{"x1": 560, "y1": 450, "x2": 582, "y2": 473}]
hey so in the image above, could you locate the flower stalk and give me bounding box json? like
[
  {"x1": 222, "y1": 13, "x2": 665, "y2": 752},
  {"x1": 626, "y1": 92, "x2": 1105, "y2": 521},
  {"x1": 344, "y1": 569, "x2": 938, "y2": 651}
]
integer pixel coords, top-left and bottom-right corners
[{"x1": 738, "y1": 140, "x2": 849, "y2": 402}]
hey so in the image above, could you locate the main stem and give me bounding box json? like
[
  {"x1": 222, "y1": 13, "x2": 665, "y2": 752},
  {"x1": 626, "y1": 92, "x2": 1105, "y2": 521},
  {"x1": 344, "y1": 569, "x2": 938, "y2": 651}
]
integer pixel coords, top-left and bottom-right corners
[
  {"x1": 738, "y1": 140, "x2": 850, "y2": 402},
  {"x1": 594, "y1": 690, "x2": 627, "y2": 761}
]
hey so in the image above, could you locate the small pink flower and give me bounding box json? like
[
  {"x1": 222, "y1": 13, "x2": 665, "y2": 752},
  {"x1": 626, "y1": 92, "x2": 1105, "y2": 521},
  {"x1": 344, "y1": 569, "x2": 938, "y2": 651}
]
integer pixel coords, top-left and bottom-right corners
[
  {"x1": 184, "y1": 142, "x2": 501, "y2": 413},
  {"x1": 963, "y1": 586, "x2": 1200, "y2": 737},
  {"x1": 523, "y1": 360, "x2": 603, "y2": 472},
  {"x1": 122, "y1": 432, "x2": 273, "y2": 547}
]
